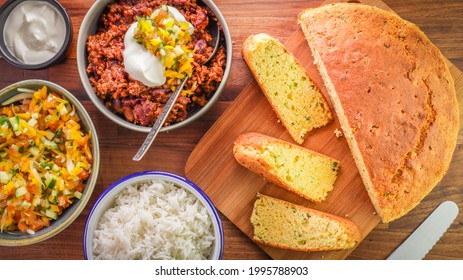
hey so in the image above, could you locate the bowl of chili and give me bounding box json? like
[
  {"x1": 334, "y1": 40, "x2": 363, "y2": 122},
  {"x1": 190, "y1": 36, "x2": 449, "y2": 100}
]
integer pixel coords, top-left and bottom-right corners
[{"x1": 77, "y1": 0, "x2": 232, "y2": 132}]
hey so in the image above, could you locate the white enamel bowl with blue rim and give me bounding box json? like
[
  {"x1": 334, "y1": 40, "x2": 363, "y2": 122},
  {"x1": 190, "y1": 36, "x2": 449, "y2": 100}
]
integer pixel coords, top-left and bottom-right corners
[{"x1": 83, "y1": 170, "x2": 224, "y2": 259}]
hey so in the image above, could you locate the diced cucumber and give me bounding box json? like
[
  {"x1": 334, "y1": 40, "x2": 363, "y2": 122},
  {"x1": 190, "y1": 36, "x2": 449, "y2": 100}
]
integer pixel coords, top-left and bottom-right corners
[
  {"x1": 42, "y1": 138, "x2": 58, "y2": 150},
  {"x1": 43, "y1": 172, "x2": 51, "y2": 185},
  {"x1": 15, "y1": 186, "x2": 27, "y2": 198},
  {"x1": 32, "y1": 197, "x2": 41, "y2": 207},
  {"x1": 51, "y1": 189, "x2": 58, "y2": 197},
  {"x1": 63, "y1": 189, "x2": 73, "y2": 196},
  {"x1": 73, "y1": 191, "x2": 83, "y2": 199},
  {"x1": 45, "y1": 209, "x2": 58, "y2": 220},
  {"x1": 29, "y1": 146, "x2": 40, "y2": 157},
  {"x1": 21, "y1": 201, "x2": 31, "y2": 209},
  {"x1": 27, "y1": 118, "x2": 37, "y2": 127},
  {"x1": 8, "y1": 116, "x2": 20, "y2": 132},
  {"x1": 45, "y1": 131, "x2": 55, "y2": 140},
  {"x1": 0, "y1": 171, "x2": 12, "y2": 184},
  {"x1": 51, "y1": 164, "x2": 59, "y2": 172}
]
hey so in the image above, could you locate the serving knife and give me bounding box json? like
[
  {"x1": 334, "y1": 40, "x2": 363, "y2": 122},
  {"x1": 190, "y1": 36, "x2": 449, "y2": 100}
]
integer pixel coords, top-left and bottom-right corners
[{"x1": 387, "y1": 200, "x2": 459, "y2": 260}]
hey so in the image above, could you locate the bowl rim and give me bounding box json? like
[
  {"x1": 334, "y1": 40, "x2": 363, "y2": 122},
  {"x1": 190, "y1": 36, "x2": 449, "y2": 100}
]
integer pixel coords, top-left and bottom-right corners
[
  {"x1": 83, "y1": 170, "x2": 224, "y2": 260},
  {"x1": 0, "y1": 0, "x2": 73, "y2": 70},
  {"x1": 76, "y1": 0, "x2": 232, "y2": 133},
  {"x1": 0, "y1": 79, "x2": 100, "y2": 246}
]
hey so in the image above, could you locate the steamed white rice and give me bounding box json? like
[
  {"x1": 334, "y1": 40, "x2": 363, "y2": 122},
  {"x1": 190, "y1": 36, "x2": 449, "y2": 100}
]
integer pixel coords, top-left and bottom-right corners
[{"x1": 92, "y1": 180, "x2": 215, "y2": 260}]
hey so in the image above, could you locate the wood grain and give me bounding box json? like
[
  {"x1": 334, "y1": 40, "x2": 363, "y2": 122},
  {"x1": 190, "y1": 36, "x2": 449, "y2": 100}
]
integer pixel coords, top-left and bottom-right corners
[
  {"x1": 185, "y1": 0, "x2": 463, "y2": 260},
  {"x1": 0, "y1": 0, "x2": 462, "y2": 260}
]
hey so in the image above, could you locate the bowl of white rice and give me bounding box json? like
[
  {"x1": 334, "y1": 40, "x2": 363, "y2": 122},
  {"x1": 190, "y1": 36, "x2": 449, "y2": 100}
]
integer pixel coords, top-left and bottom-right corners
[{"x1": 83, "y1": 170, "x2": 223, "y2": 260}]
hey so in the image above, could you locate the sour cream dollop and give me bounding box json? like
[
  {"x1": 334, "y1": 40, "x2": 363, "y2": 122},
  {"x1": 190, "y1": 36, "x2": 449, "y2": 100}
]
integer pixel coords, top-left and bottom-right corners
[
  {"x1": 123, "y1": 23, "x2": 166, "y2": 87},
  {"x1": 123, "y1": 6, "x2": 194, "y2": 87}
]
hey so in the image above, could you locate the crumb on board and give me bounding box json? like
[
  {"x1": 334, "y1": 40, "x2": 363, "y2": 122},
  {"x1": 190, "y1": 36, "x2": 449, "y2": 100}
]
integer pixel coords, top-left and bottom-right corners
[{"x1": 334, "y1": 128, "x2": 343, "y2": 138}]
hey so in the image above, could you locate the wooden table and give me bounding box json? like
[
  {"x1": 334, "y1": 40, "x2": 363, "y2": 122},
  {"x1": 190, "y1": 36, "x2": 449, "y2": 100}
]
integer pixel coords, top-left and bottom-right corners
[{"x1": 0, "y1": 0, "x2": 462, "y2": 260}]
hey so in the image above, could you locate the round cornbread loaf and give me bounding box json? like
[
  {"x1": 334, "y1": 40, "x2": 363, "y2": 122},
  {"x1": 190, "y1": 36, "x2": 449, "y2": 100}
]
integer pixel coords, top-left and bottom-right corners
[{"x1": 298, "y1": 3, "x2": 459, "y2": 222}]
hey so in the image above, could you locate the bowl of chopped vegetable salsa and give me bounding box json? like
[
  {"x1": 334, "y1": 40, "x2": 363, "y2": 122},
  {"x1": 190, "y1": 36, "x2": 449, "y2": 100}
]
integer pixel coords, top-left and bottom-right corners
[{"x1": 0, "y1": 79, "x2": 100, "y2": 246}]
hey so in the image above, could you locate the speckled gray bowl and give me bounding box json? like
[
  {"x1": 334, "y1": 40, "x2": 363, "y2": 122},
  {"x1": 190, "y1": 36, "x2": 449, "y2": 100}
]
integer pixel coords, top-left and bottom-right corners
[
  {"x1": 0, "y1": 79, "x2": 100, "y2": 246},
  {"x1": 77, "y1": 0, "x2": 232, "y2": 132}
]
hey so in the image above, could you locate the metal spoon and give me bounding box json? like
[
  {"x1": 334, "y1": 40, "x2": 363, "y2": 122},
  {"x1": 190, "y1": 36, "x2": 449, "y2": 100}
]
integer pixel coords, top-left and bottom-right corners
[
  {"x1": 0, "y1": 88, "x2": 36, "y2": 106},
  {"x1": 133, "y1": 18, "x2": 220, "y2": 161}
]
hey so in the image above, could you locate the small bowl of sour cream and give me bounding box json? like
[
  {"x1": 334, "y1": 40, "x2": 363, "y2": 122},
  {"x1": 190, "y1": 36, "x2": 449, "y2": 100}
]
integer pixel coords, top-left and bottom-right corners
[{"x1": 0, "y1": 0, "x2": 73, "y2": 69}]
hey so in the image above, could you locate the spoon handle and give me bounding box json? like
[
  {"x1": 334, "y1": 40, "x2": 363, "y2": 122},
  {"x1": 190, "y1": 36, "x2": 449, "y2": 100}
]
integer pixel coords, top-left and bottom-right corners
[{"x1": 132, "y1": 77, "x2": 189, "y2": 161}]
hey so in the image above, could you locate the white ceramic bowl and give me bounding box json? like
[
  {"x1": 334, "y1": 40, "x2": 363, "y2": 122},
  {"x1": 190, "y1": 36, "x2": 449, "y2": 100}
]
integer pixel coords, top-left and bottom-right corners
[
  {"x1": 0, "y1": 79, "x2": 100, "y2": 246},
  {"x1": 83, "y1": 170, "x2": 224, "y2": 259},
  {"x1": 77, "y1": 0, "x2": 232, "y2": 132}
]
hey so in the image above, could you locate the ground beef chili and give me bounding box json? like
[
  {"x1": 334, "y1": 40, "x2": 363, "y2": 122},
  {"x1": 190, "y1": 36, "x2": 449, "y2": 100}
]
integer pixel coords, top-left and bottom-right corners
[{"x1": 86, "y1": 0, "x2": 226, "y2": 127}]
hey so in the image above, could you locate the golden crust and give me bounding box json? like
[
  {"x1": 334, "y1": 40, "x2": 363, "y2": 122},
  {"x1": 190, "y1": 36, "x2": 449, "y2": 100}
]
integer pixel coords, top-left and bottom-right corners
[
  {"x1": 298, "y1": 3, "x2": 459, "y2": 222},
  {"x1": 251, "y1": 194, "x2": 361, "y2": 252}
]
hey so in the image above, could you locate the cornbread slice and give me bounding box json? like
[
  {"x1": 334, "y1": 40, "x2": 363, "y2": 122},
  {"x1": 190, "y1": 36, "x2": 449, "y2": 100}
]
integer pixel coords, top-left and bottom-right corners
[
  {"x1": 242, "y1": 33, "x2": 333, "y2": 144},
  {"x1": 251, "y1": 194, "x2": 361, "y2": 252},
  {"x1": 233, "y1": 132, "x2": 339, "y2": 203},
  {"x1": 298, "y1": 3, "x2": 459, "y2": 222}
]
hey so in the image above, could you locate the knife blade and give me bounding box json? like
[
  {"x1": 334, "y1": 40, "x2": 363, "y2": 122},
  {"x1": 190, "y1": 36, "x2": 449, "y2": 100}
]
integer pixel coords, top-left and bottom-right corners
[{"x1": 387, "y1": 200, "x2": 459, "y2": 260}]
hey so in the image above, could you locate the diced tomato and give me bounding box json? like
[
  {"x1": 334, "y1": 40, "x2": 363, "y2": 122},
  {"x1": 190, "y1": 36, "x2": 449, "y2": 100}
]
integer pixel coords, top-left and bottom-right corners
[
  {"x1": 48, "y1": 123, "x2": 58, "y2": 131},
  {"x1": 18, "y1": 221, "x2": 28, "y2": 232},
  {"x1": 57, "y1": 196, "x2": 70, "y2": 208},
  {"x1": 30, "y1": 219, "x2": 44, "y2": 231},
  {"x1": 27, "y1": 184, "x2": 40, "y2": 195},
  {"x1": 6, "y1": 205, "x2": 15, "y2": 213},
  {"x1": 75, "y1": 182, "x2": 84, "y2": 192},
  {"x1": 24, "y1": 192, "x2": 31, "y2": 202},
  {"x1": 77, "y1": 171, "x2": 89, "y2": 180},
  {"x1": 13, "y1": 211, "x2": 21, "y2": 222}
]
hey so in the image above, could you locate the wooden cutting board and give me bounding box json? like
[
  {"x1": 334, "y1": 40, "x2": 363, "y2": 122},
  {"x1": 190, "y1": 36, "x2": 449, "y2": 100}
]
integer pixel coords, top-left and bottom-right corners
[{"x1": 185, "y1": 0, "x2": 463, "y2": 260}]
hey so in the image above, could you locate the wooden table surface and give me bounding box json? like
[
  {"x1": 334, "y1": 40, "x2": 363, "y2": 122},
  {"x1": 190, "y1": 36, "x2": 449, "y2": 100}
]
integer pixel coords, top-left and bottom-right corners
[{"x1": 0, "y1": 0, "x2": 462, "y2": 260}]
